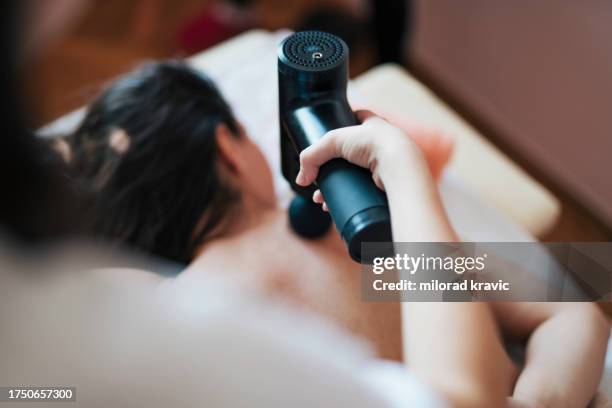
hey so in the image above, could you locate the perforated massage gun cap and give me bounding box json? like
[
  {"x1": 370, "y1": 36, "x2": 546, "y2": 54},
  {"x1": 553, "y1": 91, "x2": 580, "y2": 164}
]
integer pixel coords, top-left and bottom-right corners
[{"x1": 278, "y1": 31, "x2": 349, "y2": 79}]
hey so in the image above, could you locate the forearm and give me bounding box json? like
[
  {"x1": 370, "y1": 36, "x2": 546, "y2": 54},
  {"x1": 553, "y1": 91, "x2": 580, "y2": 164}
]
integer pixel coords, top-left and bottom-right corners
[
  {"x1": 380, "y1": 149, "x2": 511, "y2": 406},
  {"x1": 402, "y1": 302, "x2": 514, "y2": 408},
  {"x1": 378, "y1": 147, "x2": 457, "y2": 243},
  {"x1": 511, "y1": 303, "x2": 610, "y2": 407}
]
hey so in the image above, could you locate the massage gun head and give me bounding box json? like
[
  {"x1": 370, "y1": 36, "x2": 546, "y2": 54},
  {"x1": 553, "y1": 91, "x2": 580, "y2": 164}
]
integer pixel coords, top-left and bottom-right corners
[
  {"x1": 278, "y1": 31, "x2": 349, "y2": 107},
  {"x1": 278, "y1": 30, "x2": 347, "y2": 72}
]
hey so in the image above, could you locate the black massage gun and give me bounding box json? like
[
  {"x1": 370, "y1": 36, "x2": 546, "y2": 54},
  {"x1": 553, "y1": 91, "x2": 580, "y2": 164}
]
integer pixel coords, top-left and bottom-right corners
[{"x1": 278, "y1": 31, "x2": 392, "y2": 262}]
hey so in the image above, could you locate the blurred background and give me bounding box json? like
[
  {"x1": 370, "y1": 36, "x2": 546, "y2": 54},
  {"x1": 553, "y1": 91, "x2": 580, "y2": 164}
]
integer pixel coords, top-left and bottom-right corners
[{"x1": 25, "y1": 0, "x2": 612, "y2": 243}]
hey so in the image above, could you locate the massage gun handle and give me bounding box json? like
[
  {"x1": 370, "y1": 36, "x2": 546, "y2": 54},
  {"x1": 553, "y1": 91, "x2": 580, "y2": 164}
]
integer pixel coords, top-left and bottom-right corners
[{"x1": 283, "y1": 100, "x2": 392, "y2": 261}]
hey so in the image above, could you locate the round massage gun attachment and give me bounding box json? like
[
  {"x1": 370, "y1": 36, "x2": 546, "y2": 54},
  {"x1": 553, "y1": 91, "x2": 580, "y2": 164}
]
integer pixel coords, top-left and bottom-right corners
[{"x1": 288, "y1": 195, "x2": 331, "y2": 239}]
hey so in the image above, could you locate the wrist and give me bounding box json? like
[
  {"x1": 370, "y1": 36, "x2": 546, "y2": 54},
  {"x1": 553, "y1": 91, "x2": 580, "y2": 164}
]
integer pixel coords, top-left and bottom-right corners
[
  {"x1": 375, "y1": 141, "x2": 458, "y2": 242},
  {"x1": 376, "y1": 137, "x2": 428, "y2": 186}
]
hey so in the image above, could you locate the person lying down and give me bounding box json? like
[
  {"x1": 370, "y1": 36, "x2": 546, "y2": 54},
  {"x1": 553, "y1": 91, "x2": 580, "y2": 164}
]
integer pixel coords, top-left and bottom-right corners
[{"x1": 55, "y1": 61, "x2": 609, "y2": 407}]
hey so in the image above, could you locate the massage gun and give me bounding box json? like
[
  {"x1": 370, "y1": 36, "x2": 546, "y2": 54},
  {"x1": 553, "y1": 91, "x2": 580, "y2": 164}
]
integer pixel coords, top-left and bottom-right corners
[{"x1": 278, "y1": 31, "x2": 392, "y2": 262}]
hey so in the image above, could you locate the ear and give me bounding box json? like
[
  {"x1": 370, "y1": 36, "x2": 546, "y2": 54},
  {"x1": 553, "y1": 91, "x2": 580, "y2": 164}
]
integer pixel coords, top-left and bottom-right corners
[{"x1": 215, "y1": 123, "x2": 242, "y2": 175}]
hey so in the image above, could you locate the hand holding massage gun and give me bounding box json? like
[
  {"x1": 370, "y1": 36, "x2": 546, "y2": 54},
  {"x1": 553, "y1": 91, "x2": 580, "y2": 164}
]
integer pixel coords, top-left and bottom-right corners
[{"x1": 278, "y1": 31, "x2": 392, "y2": 262}]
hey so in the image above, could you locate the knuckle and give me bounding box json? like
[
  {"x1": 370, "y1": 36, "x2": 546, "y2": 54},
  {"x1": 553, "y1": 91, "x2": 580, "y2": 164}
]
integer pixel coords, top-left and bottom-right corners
[{"x1": 299, "y1": 148, "x2": 312, "y2": 163}]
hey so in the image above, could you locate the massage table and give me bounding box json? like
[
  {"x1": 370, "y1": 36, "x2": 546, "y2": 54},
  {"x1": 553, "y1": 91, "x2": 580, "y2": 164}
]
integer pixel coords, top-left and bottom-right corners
[{"x1": 41, "y1": 29, "x2": 612, "y2": 405}]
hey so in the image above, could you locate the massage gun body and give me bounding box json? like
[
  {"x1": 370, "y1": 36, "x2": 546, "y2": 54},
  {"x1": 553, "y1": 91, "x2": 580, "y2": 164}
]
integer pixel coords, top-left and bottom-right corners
[{"x1": 278, "y1": 31, "x2": 392, "y2": 262}]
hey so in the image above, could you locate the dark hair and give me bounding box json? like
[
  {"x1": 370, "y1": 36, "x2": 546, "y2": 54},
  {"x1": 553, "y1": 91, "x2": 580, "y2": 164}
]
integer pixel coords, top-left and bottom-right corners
[
  {"x1": 1, "y1": 0, "x2": 77, "y2": 242},
  {"x1": 68, "y1": 61, "x2": 241, "y2": 264}
]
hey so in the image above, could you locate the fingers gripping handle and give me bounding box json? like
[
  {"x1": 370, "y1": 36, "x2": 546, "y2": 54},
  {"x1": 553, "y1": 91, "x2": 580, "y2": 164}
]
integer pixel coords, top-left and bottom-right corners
[{"x1": 287, "y1": 102, "x2": 392, "y2": 262}]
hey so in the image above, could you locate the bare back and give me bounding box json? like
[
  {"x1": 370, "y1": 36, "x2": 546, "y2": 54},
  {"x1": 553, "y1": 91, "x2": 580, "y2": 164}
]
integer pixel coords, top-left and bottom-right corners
[{"x1": 183, "y1": 209, "x2": 402, "y2": 361}]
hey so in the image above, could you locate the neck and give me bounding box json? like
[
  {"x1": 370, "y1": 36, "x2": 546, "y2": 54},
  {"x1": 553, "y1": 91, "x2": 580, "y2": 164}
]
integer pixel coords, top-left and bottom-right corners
[
  {"x1": 195, "y1": 195, "x2": 279, "y2": 255},
  {"x1": 221, "y1": 198, "x2": 278, "y2": 238}
]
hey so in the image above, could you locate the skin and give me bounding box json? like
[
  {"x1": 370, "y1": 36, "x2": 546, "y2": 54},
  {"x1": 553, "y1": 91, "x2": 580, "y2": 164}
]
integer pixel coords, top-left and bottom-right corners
[
  {"x1": 182, "y1": 121, "x2": 404, "y2": 360},
  {"x1": 178, "y1": 111, "x2": 456, "y2": 363},
  {"x1": 179, "y1": 111, "x2": 609, "y2": 407}
]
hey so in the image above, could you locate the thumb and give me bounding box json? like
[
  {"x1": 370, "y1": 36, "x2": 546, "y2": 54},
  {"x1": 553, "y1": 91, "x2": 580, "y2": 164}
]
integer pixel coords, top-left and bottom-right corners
[{"x1": 354, "y1": 109, "x2": 378, "y2": 123}]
